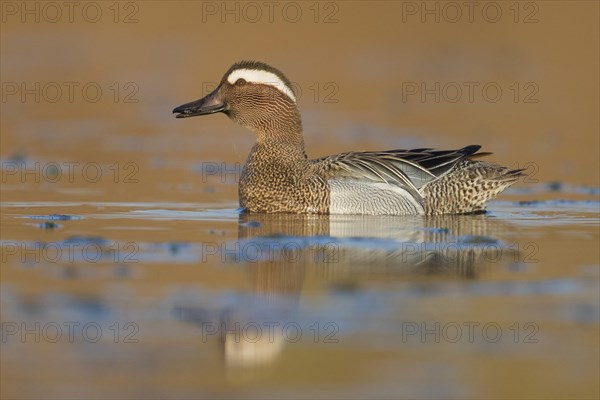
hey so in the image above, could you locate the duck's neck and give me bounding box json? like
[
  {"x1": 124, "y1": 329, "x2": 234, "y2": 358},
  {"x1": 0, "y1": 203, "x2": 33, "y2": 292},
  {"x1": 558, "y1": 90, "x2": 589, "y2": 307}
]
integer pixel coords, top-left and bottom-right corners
[{"x1": 253, "y1": 108, "x2": 307, "y2": 161}]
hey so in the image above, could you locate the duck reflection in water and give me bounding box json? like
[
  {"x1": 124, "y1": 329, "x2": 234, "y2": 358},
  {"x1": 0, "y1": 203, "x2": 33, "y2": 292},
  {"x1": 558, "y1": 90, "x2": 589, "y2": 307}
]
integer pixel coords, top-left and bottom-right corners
[{"x1": 176, "y1": 212, "x2": 518, "y2": 369}]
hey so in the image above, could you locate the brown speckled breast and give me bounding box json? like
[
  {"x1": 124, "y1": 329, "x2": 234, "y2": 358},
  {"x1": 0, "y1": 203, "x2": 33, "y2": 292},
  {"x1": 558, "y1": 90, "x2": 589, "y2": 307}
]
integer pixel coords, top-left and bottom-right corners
[{"x1": 239, "y1": 142, "x2": 330, "y2": 214}]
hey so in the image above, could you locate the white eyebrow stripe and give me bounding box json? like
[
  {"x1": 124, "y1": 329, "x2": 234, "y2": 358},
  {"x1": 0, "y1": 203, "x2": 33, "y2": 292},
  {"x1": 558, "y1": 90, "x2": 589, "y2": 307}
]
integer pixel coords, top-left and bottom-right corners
[{"x1": 227, "y1": 69, "x2": 296, "y2": 103}]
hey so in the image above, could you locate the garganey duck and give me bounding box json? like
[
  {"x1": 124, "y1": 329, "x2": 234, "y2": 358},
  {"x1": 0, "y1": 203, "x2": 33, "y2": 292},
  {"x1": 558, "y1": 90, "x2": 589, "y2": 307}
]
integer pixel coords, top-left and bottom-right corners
[{"x1": 173, "y1": 61, "x2": 522, "y2": 215}]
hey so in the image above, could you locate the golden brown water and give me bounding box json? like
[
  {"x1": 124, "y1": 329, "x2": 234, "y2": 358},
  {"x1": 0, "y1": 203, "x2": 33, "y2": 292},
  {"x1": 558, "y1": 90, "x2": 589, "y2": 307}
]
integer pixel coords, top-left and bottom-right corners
[{"x1": 1, "y1": 1, "x2": 599, "y2": 399}]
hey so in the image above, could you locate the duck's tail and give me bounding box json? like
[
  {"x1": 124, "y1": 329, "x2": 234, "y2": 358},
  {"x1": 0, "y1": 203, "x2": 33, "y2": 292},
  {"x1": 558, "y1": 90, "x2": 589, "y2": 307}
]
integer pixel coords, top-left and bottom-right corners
[{"x1": 422, "y1": 160, "x2": 523, "y2": 214}]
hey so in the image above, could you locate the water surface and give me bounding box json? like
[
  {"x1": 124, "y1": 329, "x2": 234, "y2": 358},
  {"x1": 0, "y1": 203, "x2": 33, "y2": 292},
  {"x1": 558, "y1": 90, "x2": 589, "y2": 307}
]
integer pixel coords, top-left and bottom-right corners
[{"x1": 1, "y1": 1, "x2": 599, "y2": 399}]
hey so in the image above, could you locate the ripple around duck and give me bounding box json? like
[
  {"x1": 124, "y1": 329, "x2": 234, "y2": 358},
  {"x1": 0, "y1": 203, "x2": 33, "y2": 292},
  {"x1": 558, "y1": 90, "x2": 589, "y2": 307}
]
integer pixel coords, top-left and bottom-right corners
[
  {"x1": 514, "y1": 199, "x2": 600, "y2": 209},
  {"x1": 488, "y1": 200, "x2": 599, "y2": 226},
  {"x1": 3, "y1": 201, "x2": 241, "y2": 222},
  {"x1": 126, "y1": 208, "x2": 241, "y2": 221},
  {"x1": 3, "y1": 194, "x2": 598, "y2": 225},
  {"x1": 506, "y1": 182, "x2": 600, "y2": 196},
  {"x1": 2, "y1": 201, "x2": 238, "y2": 210},
  {"x1": 24, "y1": 214, "x2": 82, "y2": 221}
]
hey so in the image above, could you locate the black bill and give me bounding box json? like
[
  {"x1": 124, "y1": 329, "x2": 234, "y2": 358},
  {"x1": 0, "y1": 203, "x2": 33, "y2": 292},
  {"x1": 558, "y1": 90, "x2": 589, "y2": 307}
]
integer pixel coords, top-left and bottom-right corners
[{"x1": 173, "y1": 87, "x2": 226, "y2": 118}]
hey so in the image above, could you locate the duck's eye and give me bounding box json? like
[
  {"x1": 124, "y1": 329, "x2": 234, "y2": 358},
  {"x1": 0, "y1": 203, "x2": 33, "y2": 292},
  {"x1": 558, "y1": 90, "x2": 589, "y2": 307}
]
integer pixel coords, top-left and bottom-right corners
[{"x1": 235, "y1": 78, "x2": 246, "y2": 86}]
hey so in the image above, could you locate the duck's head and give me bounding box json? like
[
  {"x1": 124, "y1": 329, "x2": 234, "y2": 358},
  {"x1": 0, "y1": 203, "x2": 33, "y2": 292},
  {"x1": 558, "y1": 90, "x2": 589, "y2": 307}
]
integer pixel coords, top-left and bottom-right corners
[{"x1": 173, "y1": 61, "x2": 300, "y2": 135}]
